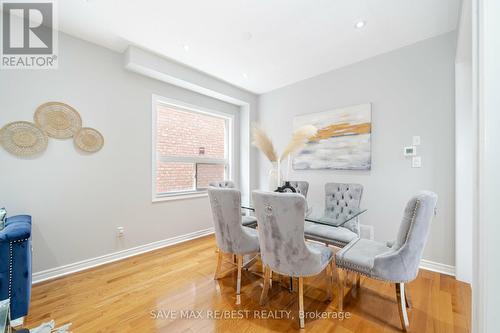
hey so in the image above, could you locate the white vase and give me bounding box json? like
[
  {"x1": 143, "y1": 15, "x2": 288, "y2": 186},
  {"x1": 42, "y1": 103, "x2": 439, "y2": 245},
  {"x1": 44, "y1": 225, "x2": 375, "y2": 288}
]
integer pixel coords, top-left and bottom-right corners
[{"x1": 268, "y1": 161, "x2": 283, "y2": 191}]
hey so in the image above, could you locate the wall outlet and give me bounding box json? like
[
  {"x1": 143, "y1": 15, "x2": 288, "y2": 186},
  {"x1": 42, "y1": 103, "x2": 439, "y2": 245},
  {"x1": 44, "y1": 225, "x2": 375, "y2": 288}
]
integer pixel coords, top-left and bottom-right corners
[
  {"x1": 360, "y1": 224, "x2": 374, "y2": 240},
  {"x1": 117, "y1": 226, "x2": 125, "y2": 237},
  {"x1": 412, "y1": 156, "x2": 422, "y2": 168},
  {"x1": 412, "y1": 136, "x2": 421, "y2": 146}
]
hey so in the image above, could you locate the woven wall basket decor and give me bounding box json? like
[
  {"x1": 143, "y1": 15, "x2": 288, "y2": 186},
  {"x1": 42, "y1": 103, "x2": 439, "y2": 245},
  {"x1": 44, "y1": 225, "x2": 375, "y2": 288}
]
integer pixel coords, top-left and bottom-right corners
[
  {"x1": 74, "y1": 127, "x2": 104, "y2": 153},
  {"x1": 0, "y1": 121, "x2": 48, "y2": 157},
  {"x1": 34, "y1": 102, "x2": 82, "y2": 139}
]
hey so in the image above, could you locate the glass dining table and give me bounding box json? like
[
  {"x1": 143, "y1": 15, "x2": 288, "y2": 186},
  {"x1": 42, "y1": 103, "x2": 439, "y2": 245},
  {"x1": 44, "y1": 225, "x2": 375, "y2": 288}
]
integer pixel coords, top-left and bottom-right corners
[
  {"x1": 0, "y1": 299, "x2": 10, "y2": 333},
  {"x1": 240, "y1": 203, "x2": 367, "y2": 292},
  {"x1": 241, "y1": 204, "x2": 367, "y2": 228}
]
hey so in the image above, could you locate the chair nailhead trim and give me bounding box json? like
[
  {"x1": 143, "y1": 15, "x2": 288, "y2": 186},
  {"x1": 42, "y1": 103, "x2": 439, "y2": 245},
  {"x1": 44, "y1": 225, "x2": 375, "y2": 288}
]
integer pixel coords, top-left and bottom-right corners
[
  {"x1": 8, "y1": 242, "x2": 13, "y2": 298},
  {"x1": 404, "y1": 200, "x2": 421, "y2": 244},
  {"x1": 336, "y1": 263, "x2": 413, "y2": 283},
  {"x1": 8, "y1": 238, "x2": 30, "y2": 299}
]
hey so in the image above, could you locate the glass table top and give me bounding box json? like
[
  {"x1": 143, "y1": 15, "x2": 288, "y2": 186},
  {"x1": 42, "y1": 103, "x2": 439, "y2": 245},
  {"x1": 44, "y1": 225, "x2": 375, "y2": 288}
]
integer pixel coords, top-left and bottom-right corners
[
  {"x1": 241, "y1": 204, "x2": 367, "y2": 228},
  {"x1": 0, "y1": 299, "x2": 10, "y2": 333}
]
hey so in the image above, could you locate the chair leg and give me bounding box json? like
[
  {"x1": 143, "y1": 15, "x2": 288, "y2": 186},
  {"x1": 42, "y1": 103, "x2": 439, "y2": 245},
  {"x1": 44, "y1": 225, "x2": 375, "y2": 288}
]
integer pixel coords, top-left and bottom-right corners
[
  {"x1": 337, "y1": 269, "x2": 346, "y2": 311},
  {"x1": 214, "y1": 248, "x2": 223, "y2": 280},
  {"x1": 396, "y1": 283, "x2": 410, "y2": 332},
  {"x1": 242, "y1": 253, "x2": 259, "y2": 270},
  {"x1": 260, "y1": 265, "x2": 271, "y2": 305},
  {"x1": 325, "y1": 262, "x2": 333, "y2": 301},
  {"x1": 236, "y1": 255, "x2": 243, "y2": 304},
  {"x1": 352, "y1": 272, "x2": 361, "y2": 297},
  {"x1": 405, "y1": 287, "x2": 412, "y2": 308},
  {"x1": 298, "y1": 276, "x2": 305, "y2": 329}
]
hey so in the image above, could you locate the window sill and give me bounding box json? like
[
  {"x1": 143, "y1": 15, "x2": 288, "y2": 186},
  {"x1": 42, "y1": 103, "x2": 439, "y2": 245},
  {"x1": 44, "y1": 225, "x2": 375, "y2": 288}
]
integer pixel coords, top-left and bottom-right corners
[{"x1": 152, "y1": 192, "x2": 208, "y2": 203}]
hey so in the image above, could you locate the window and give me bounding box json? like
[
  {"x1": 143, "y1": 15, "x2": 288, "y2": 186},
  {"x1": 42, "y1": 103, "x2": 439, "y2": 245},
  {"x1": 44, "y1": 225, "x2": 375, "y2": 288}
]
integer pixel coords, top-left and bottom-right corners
[{"x1": 152, "y1": 95, "x2": 232, "y2": 200}]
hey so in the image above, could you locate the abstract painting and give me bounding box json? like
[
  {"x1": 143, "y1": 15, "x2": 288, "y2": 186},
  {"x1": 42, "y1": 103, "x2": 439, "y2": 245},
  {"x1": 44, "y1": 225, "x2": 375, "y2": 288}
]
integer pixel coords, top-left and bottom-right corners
[{"x1": 293, "y1": 103, "x2": 371, "y2": 170}]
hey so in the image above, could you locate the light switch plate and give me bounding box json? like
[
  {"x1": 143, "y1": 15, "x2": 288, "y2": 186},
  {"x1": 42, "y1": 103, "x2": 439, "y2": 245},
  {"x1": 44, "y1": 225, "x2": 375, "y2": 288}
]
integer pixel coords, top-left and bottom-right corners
[
  {"x1": 412, "y1": 136, "x2": 421, "y2": 146},
  {"x1": 412, "y1": 156, "x2": 422, "y2": 168},
  {"x1": 404, "y1": 146, "x2": 417, "y2": 156}
]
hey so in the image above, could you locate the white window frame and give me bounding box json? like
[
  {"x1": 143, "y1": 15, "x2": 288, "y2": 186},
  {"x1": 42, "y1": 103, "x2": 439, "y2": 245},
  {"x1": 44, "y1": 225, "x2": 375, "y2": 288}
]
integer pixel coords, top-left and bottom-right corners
[{"x1": 152, "y1": 94, "x2": 234, "y2": 202}]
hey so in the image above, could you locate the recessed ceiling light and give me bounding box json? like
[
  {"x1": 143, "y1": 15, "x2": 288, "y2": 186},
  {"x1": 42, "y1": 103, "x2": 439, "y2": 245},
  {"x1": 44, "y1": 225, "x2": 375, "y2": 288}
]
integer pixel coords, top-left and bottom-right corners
[
  {"x1": 242, "y1": 73, "x2": 248, "y2": 79},
  {"x1": 355, "y1": 20, "x2": 366, "y2": 29},
  {"x1": 183, "y1": 44, "x2": 190, "y2": 51}
]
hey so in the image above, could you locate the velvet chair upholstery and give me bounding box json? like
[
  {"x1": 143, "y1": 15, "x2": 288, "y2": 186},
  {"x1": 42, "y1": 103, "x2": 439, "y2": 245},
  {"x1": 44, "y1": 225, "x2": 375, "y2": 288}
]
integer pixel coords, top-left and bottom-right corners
[
  {"x1": 0, "y1": 215, "x2": 32, "y2": 320},
  {"x1": 335, "y1": 191, "x2": 438, "y2": 331},
  {"x1": 241, "y1": 181, "x2": 310, "y2": 229},
  {"x1": 208, "y1": 187, "x2": 260, "y2": 303},
  {"x1": 252, "y1": 191, "x2": 334, "y2": 329},
  {"x1": 208, "y1": 180, "x2": 235, "y2": 188},
  {"x1": 209, "y1": 180, "x2": 256, "y2": 227},
  {"x1": 287, "y1": 181, "x2": 309, "y2": 198},
  {"x1": 304, "y1": 183, "x2": 363, "y2": 247},
  {"x1": 241, "y1": 215, "x2": 258, "y2": 227}
]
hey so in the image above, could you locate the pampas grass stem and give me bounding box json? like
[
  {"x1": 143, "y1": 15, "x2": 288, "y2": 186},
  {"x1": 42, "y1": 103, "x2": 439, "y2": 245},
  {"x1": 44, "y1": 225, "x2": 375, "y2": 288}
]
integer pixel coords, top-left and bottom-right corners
[
  {"x1": 252, "y1": 123, "x2": 317, "y2": 184},
  {"x1": 251, "y1": 123, "x2": 278, "y2": 162},
  {"x1": 280, "y1": 125, "x2": 317, "y2": 161}
]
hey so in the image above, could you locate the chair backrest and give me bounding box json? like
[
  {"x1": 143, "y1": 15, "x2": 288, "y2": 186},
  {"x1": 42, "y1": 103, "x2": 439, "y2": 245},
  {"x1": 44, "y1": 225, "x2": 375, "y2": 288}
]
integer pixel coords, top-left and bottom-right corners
[
  {"x1": 397, "y1": 190, "x2": 438, "y2": 263},
  {"x1": 208, "y1": 187, "x2": 257, "y2": 254},
  {"x1": 209, "y1": 180, "x2": 235, "y2": 188},
  {"x1": 325, "y1": 183, "x2": 363, "y2": 234},
  {"x1": 253, "y1": 191, "x2": 319, "y2": 276},
  {"x1": 373, "y1": 191, "x2": 438, "y2": 282},
  {"x1": 288, "y1": 181, "x2": 309, "y2": 198}
]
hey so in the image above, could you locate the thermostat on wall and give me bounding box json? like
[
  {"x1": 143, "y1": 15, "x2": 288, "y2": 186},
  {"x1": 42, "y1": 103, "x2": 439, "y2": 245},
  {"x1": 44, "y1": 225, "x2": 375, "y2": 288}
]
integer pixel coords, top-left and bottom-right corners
[{"x1": 404, "y1": 146, "x2": 417, "y2": 156}]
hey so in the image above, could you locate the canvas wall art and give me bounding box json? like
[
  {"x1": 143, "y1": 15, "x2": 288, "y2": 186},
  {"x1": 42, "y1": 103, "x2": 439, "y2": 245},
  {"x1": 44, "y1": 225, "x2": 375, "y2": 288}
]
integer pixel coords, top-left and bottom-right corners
[{"x1": 293, "y1": 103, "x2": 372, "y2": 170}]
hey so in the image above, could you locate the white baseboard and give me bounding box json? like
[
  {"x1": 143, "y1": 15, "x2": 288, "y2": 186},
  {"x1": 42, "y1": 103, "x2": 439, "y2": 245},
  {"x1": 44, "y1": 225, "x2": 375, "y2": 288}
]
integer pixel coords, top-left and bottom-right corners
[
  {"x1": 420, "y1": 259, "x2": 455, "y2": 276},
  {"x1": 32, "y1": 228, "x2": 455, "y2": 284},
  {"x1": 32, "y1": 227, "x2": 214, "y2": 284}
]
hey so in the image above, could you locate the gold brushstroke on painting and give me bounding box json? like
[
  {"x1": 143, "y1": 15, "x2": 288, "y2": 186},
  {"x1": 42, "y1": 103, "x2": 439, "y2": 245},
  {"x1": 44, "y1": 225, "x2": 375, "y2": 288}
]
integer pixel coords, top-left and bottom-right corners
[{"x1": 310, "y1": 122, "x2": 371, "y2": 141}]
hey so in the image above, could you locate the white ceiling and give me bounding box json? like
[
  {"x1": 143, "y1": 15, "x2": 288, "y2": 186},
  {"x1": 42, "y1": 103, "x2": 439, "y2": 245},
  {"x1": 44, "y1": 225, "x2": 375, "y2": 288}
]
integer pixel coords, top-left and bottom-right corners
[{"x1": 58, "y1": 0, "x2": 461, "y2": 94}]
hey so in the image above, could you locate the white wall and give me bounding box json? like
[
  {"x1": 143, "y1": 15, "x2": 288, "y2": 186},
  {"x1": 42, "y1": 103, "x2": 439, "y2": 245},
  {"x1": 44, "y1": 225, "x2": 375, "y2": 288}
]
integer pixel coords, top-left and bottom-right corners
[
  {"x1": 455, "y1": 62, "x2": 473, "y2": 282},
  {"x1": 0, "y1": 33, "x2": 250, "y2": 273},
  {"x1": 476, "y1": 0, "x2": 500, "y2": 331},
  {"x1": 258, "y1": 33, "x2": 456, "y2": 266},
  {"x1": 454, "y1": 0, "x2": 473, "y2": 284}
]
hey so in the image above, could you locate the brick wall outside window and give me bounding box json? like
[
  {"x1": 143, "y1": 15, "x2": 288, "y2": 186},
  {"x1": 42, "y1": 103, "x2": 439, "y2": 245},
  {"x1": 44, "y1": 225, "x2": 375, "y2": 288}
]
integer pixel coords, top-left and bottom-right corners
[
  {"x1": 196, "y1": 164, "x2": 226, "y2": 188},
  {"x1": 156, "y1": 105, "x2": 227, "y2": 194}
]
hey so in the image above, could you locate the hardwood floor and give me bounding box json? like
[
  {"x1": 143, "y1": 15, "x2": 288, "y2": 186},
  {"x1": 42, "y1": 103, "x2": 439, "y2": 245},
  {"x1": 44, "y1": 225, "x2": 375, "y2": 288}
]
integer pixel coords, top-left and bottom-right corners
[{"x1": 25, "y1": 235, "x2": 471, "y2": 332}]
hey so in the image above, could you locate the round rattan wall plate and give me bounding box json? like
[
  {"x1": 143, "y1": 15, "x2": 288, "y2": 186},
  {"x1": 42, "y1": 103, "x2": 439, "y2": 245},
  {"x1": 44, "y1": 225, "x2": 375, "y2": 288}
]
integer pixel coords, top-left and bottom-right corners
[
  {"x1": 74, "y1": 127, "x2": 104, "y2": 153},
  {"x1": 0, "y1": 121, "x2": 48, "y2": 157},
  {"x1": 34, "y1": 102, "x2": 82, "y2": 139}
]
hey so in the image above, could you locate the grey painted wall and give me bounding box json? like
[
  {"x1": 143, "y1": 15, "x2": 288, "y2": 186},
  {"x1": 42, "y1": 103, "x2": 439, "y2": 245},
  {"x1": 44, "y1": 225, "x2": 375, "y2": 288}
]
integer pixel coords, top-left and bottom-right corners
[
  {"x1": 0, "y1": 33, "x2": 244, "y2": 273},
  {"x1": 258, "y1": 32, "x2": 456, "y2": 266}
]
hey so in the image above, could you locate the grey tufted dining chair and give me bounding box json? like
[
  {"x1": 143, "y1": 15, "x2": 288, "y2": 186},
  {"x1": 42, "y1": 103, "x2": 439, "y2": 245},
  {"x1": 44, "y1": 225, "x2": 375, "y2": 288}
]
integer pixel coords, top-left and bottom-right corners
[
  {"x1": 208, "y1": 187, "x2": 260, "y2": 303},
  {"x1": 209, "y1": 180, "x2": 235, "y2": 188},
  {"x1": 304, "y1": 183, "x2": 364, "y2": 248},
  {"x1": 252, "y1": 191, "x2": 334, "y2": 329},
  {"x1": 335, "y1": 191, "x2": 438, "y2": 331},
  {"x1": 286, "y1": 181, "x2": 309, "y2": 197},
  {"x1": 209, "y1": 181, "x2": 257, "y2": 227}
]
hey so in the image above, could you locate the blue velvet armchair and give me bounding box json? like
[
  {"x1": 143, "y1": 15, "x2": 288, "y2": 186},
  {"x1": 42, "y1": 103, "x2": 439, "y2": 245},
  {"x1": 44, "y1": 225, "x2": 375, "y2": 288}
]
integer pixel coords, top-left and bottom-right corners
[{"x1": 0, "y1": 215, "x2": 32, "y2": 320}]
